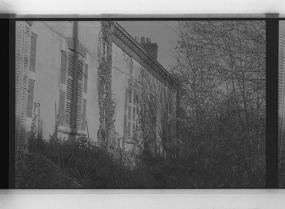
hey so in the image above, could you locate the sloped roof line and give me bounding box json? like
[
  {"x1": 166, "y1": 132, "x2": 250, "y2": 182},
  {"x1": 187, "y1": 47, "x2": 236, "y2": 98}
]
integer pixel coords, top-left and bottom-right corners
[{"x1": 114, "y1": 22, "x2": 180, "y2": 91}]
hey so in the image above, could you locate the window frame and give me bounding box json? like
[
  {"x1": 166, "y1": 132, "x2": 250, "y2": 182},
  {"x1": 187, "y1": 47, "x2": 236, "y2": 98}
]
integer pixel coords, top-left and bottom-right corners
[{"x1": 58, "y1": 49, "x2": 86, "y2": 135}]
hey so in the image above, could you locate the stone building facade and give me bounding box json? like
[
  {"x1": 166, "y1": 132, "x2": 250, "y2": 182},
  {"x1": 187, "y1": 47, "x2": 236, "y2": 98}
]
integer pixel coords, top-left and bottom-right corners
[{"x1": 15, "y1": 21, "x2": 180, "y2": 161}]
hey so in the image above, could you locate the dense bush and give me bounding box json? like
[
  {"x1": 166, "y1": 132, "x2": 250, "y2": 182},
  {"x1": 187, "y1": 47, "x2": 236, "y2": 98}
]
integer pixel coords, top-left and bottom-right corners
[
  {"x1": 173, "y1": 113, "x2": 266, "y2": 188},
  {"x1": 16, "y1": 132, "x2": 160, "y2": 188},
  {"x1": 279, "y1": 155, "x2": 285, "y2": 188},
  {"x1": 15, "y1": 152, "x2": 82, "y2": 188},
  {"x1": 16, "y1": 123, "x2": 266, "y2": 188},
  {"x1": 166, "y1": 21, "x2": 266, "y2": 188}
]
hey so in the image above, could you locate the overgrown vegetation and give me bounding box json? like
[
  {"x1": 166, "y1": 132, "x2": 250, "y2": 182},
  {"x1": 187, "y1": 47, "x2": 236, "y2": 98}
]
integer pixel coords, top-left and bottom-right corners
[
  {"x1": 97, "y1": 21, "x2": 116, "y2": 148},
  {"x1": 16, "y1": 127, "x2": 265, "y2": 188},
  {"x1": 168, "y1": 21, "x2": 266, "y2": 187},
  {"x1": 279, "y1": 155, "x2": 285, "y2": 187},
  {"x1": 16, "y1": 132, "x2": 155, "y2": 188}
]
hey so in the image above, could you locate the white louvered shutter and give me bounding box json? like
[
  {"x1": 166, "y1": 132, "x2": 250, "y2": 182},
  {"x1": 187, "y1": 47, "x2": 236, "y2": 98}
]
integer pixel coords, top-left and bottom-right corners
[
  {"x1": 75, "y1": 56, "x2": 84, "y2": 128},
  {"x1": 58, "y1": 50, "x2": 67, "y2": 126},
  {"x1": 65, "y1": 52, "x2": 75, "y2": 127},
  {"x1": 26, "y1": 32, "x2": 38, "y2": 119},
  {"x1": 80, "y1": 63, "x2": 88, "y2": 130},
  {"x1": 15, "y1": 22, "x2": 23, "y2": 145},
  {"x1": 15, "y1": 22, "x2": 31, "y2": 154},
  {"x1": 65, "y1": 51, "x2": 84, "y2": 129}
]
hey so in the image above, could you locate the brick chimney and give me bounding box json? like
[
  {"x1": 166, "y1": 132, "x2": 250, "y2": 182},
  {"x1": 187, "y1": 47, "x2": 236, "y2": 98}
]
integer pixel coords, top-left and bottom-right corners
[
  {"x1": 135, "y1": 36, "x2": 158, "y2": 61},
  {"x1": 135, "y1": 37, "x2": 141, "y2": 44}
]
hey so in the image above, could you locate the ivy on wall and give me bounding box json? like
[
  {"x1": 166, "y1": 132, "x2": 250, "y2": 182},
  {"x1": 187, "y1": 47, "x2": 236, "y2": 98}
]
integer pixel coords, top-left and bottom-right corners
[
  {"x1": 96, "y1": 22, "x2": 177, "y2": 164},
  {"x1": 135, "y1": 66, "x2": 178, "y2": 159},
  {"x1": 137, "y1": 67, "x2": 159, "y2": 156},
  {"x1": 123, "y1": 63, "x2": 177, "y2": 161},
  {"x1": 97, "y1": 21, "x2": 117, "y2": 149}
]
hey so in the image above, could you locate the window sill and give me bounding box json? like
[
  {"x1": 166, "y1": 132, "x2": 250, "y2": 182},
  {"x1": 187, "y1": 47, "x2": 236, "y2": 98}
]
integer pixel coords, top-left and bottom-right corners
[
  {"x1": 125, "y1": 137, "x2": 135, "y2": 144},
  {"x1": 58, "y1": 125, "x2": 86, "y2": 135}
]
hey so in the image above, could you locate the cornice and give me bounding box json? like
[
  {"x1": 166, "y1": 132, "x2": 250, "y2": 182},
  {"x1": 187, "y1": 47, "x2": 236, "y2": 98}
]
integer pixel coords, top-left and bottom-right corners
[{"x1": 112, "y1": 22, "x2": 179, "y2": 93}]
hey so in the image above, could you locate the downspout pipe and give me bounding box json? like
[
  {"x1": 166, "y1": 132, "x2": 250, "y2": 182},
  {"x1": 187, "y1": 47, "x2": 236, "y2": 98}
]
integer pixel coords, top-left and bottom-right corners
[{"x1": 71, "y1": 21, "x2": 79, "y2": 134}]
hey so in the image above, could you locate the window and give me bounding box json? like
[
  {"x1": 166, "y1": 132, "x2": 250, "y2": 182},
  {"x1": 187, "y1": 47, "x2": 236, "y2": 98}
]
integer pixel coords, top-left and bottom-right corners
[
  {"x1": 128, "y1": 106, "x2": 131, "y2": 120},
  {"x1": 133, "y1": 107, "x2": 136, "y2": 121},
  {"x1": 59, "y1": 49, "x2": 87, "y2": 132},
  {"x1": 125, "y1": 85, "x2": 138, "y2": 139},
  {"x1": 128, "y1": 87, "x2": 132, "y2": 103},
  {"x1": 133, "y1": 90, "x2": 137, "y2": 104},
  {"x1": 65, "y1": 51, "x2": 84, "y2": 129},
  {"x1": 128, "y1": 122, "x2": 131, "y2": 137},
  {"x1": 132, "y1": 123, "x2": 136, "y2": 136}
]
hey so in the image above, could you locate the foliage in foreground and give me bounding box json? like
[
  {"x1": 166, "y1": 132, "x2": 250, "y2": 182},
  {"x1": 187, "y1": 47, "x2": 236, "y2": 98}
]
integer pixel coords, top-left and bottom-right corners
[
  {"x1": 279, "y1": 155, "x2": 285, "y2": 188},
  {"x1": 16, "y1": 132, "x2": 158, "y2": 188},
  {"x1": 16, "y1": 126, "x2": 266, "y2": 188},
  {"x1": 168, "y1": 20, "x2": 266, "y2": 188}
]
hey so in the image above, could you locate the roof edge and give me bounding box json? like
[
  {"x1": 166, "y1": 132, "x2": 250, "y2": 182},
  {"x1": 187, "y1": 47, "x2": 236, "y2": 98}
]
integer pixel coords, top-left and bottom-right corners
[{"x1": 113, "y1": 22, "x2": 180, "y2": 91}]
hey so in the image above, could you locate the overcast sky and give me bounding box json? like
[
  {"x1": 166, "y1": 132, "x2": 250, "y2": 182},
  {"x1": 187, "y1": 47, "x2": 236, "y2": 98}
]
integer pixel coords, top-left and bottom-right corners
[{"x1": 117, "y1": 21, "x2": 179, "y2": 73}]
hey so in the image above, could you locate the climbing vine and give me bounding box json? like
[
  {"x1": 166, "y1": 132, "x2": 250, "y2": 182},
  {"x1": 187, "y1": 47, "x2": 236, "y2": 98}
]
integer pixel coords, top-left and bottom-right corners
[
  {"x1": 97, "y1": 21, "x2": 117, "y2": 149},
  {"x1": 135, "y1": 66, "x2": 177, "y2": 159},
  {"x1": 137, "y1": 67, "x2": 158, "y2": 157}
]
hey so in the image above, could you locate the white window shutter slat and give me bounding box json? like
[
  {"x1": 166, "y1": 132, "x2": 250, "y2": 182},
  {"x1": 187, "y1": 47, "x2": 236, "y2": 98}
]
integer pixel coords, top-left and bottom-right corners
[
  {"x1": 80, "y1": 63, "x2": 88, "y2": 130},
  {"x1": 83, "y1": 63, "x2": 88, "y2": 94},
  {"x1": 75, "y1": 56, "x2": 84, "y2": 128},
  {"x1": 64, "y1": 51, "x2": 85, "y2": 130},
  {"x1": 81, "y1": 99, "x2": 87, "y2": 130},
  {"x1": 15, "y1": 22, "x2": 23, "y2": 148},
  {"x1": 65, "y1": 52, "x2": 75, "y2": 127},
  {"x1": 26, "y1": 79, "x2": 35, "y2": 118},
  {"x1": 58, "y1": 51, "x2": 67, "y2": 126},
  {"x1": 16, "y1": 22, "x2": 31, "y2": 154},
  {"x1": 29, "y1": 32, "x2": 37, "y2": 73},
  {"x1": 122, "y1": 86, "x2": 129, "y2": 148}
]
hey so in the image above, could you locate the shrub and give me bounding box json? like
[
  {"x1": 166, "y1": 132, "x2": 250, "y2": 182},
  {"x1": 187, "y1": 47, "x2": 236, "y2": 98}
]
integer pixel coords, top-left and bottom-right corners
[
  {"x1": 279, "y1": 155, "x2": 285, "y2": 188},
  {"x1": 16, "y1": 131, "x2": 157, "y2": 188}
]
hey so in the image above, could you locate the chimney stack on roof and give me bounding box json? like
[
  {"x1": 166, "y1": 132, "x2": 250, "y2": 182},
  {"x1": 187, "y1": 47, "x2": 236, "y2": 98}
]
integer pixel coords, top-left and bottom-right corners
[
  {"x1": 135, "y1": 37, "x2": 141, "y2": 44},
  {"x1": 134, "y1": 36, "x2": 158, "y2": 61}
]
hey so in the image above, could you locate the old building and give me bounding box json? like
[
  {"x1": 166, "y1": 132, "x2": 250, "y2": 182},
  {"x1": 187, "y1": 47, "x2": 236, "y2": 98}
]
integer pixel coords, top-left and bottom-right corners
[{"x1": 15, "y1": 21, "x2": 180, "y2": 162}]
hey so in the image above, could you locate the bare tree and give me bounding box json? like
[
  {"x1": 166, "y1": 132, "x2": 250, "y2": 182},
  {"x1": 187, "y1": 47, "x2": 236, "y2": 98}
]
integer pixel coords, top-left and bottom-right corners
[{"x1": 170, "y1": 21, "x2": 266, "y2": 187}]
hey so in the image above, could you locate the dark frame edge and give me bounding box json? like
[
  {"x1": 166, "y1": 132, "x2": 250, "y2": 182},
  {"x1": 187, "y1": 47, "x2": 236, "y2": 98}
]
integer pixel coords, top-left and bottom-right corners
[
  {"x1": 9, "y1": 18, "x2": 16, "y2": 189},
  {"x1": 266, "y1": 18, "x2": 279, "y2": 188}
]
